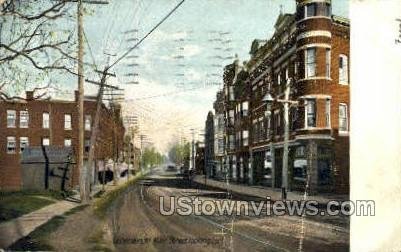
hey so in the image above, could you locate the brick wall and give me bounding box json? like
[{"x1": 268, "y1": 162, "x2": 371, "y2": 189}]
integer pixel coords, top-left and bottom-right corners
[{"x1": 0, "y1": 94, "x2": 125, "y2": 190}]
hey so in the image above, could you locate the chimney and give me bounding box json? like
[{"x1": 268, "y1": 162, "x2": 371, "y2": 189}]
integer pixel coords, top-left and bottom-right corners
[{"x1": 26, "y1": 91, "x2": 34, "y2": 100}]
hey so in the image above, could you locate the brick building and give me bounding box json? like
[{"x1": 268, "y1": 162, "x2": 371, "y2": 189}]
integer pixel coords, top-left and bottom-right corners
[
  {"x1": 0, "y1": 91, "x2": 125, "y2": 190},
  {"x1": 233, "y1": 68, "x2": 251, "y2": 184},
  {"x1": 248, "y1": 0, "x2": 349, "y2": 194},
  {"x1": 204, "y1": 111, "x2": 214, "y2": 177},
  {"x1": 222, "y1": 60, "x2": 239, "y2": 181},
  {"x1": 213, "y1": 90, "x2": 225, "y2": 178},
  {"x1": 209, "y1": 0, "x2": 349, "y2": 194}
]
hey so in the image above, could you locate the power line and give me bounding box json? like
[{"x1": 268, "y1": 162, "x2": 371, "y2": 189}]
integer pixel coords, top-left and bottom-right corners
[
  {"x1": 123, "y1": 86, "x2": 204, "y2": 101},
  {"x1": 107, "y1": 0, "x2": 186, "y2": 70}
]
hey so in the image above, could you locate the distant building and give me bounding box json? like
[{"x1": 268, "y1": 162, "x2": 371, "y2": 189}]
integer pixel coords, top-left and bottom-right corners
[
  {"x1": 213, "y1": 91, "x2": 225, "y2": 178},
  {"x1": 0, "y1": 91, "x2": 125, "y2": 190},
  {"x1": 195, "y1": 141, "x2": 205, "y2": 175},
  {"x1": 204, "y1": 111, "x2": 214, "y2": 177},
  {"x1": 233, "y1": 68, "x2": 251, "y2": 184},
  {"x1": 223, "y1": 60, "x2": 240, "y2": 181}
]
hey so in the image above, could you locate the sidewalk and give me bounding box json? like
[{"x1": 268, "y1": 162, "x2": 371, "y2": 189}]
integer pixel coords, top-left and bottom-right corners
[
  {"x1": 193, "y1": 175, "x2": 349, "y2": 206},
  {"x1": 0, "y1": 181, "x2": 120, "y2": 249},
  {"x1": 0, "y1": 199, "x2": 79, "y2": 249},
  {"x1": 0, "y1": 172, "x2": 148, "y2": 249}
]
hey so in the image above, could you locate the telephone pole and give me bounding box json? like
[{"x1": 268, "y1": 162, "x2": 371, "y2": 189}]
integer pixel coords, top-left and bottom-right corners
[
  {"x1": 84, "y1": 67, "x2": 120, "y2": 200},
  {"x1": 76, "y1": 0, "x2": 109, "y2": 203},
  {"x1": 77, "y1": 0, "x2": 86, "y2": 203}
]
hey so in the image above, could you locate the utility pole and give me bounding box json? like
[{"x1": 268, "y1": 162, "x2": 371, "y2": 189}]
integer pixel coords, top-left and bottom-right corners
[
  {"x1": 282, "y1": 81, "x2": 290, "y2": 195},
  {"x1": 127, "y1": 127, "x2": 131, "y2": 183},
  {"x1": 84, "y1": 67, "x2": 119, "y2": 200},
  {"x1": 190, "y1": 128, "x2": 195, "y2": 171},
  {"x1": 77, "y1": 0, "x2": 87, "y2": 203},
  {"x1": 76, "y1": 0, "x2": 109, "y2": 203},
  {"x1": 140, "y1": 134, "x2": 145, "y2": 173}
]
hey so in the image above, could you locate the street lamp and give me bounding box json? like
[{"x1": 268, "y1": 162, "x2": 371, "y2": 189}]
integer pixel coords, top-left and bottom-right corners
[{"x1": 262, "y1": 78, "x2": 298, "y2": 199}]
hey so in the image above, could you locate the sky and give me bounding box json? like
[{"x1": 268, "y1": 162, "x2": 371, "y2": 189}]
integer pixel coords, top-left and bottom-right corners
[{"x1": 59, "y1": 0, "x2": 349, "y2": 153}]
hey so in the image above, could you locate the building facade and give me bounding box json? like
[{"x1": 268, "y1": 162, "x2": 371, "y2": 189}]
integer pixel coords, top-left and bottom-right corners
[
  {"x1": 233, "y1": 69, "x2": 251, "y2": 184},
  {"x1": 213, "y1": 91, "x2": 225, "y2": 179},
  {"x1": 223, "y1": 61, "x2": 239, "y2": 181},
  {"x1": 204, "y1": 111, "x2": 214, "y2": 177},
  {"x1": 208, "y1": 0, "x2": 350, "y2": 194},
  {"x1": 0, "y1": 91, "x2": 125, "y2": 190}
]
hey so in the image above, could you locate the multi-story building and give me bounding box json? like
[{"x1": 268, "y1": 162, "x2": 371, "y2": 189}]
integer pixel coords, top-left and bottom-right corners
[
  {"x1": 213, "y1": 90, "x2": 225, "y2": 179},
  {"x1": 204, "y1": 111, "x2": 214, "y2": 177},
  {"x1": 0, "y1": 90, "x2": 125, "y2": 190},
  {"x1": 195, "y1": 141, "x2": 205, "y2": 175},
  {"x1": 222, "y1": 60, "x2": 238, "y2": 181},
  {"x1": 233, "y1": 68, "x2": 251, "y2": 184},
  {"x1": 247, "y1": 0, "x2": 349, "y2": 194},
  {"x1": 209, "y1": 0, "x2": 349, "y2": 194}
]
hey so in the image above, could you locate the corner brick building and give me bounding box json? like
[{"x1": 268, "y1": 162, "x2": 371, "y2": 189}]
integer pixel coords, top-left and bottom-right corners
[
  {"x1": 0, "y1": 91, "x2": 125, "y2": 190},
  {"x1": 209, "y1": 0, "x2": 349, "y2": 194}
]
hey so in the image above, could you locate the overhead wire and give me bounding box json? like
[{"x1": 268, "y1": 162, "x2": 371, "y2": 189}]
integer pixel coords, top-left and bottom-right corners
[{"x1": 107, "y1": 0, "x2": 186, "y2": 70}]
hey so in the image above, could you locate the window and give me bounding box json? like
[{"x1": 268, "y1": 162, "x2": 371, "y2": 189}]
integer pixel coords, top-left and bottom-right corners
[
  {"x1": 7, "y1": 110, "x2": 16, "y2": 128},
  {"x1": 20, "y1": 111, "x2": 29, "y2": 128},
  {"x1": 291, "y1": 107, "x2": 298, "y2": 130},
  {"x1": 318, "y1": 160, "x2": 331, "y2": 185},
  {"x1": 259, "y1": 119, "x2": 265, "y2": 141},
  {"x1": 229, "y1": 135, "x2": 235, "y2": 151},
  {"x1": 285, "y1": 67, "x2": 289, "y2": 82},
  {"x1": 306, "y1": 99, "x2": 316, "y2": 128},
  {"x1": 277, "y1": 72, "x2": 281, "y2": 85},
  {"x1": 7, "y1": 136, "x2": 16, "y2": 154},
  {"x1": 85, "y1": 115, "x2": 91, "y2": 131},
  {"x1": 42, "y1": 137, "x2": 50, "y2": 146},
  {"x1": 229, "y1": 110, "x2": 234, "y2": 125},
  {"x1": 315, "y1": 2, "x2": 331, "y2": 17},
  {"x1": 242, "y1": 101, "x2": 249, "y2": 116},
  {"x1": 64, "y1": 114, "x2": 72, "y2": 130},
  {"x1": 293, "y1": 159, "x2": 307, "y2": 181},
  {"x1": 43, "y1": 113, "x2": 50, "y2": 129},
  {"x1": 229, "y1": 86, "x2": 234, "y2": 101},
  {"x1": 64, "y1": 138, "x2": 72, "y2": 147},
  {"x1": 20, "y1": 137, "x2": 29, "y2": 153},
  {"x1": 326, "y1": 49, "x2": 331, "y2": 78},
  {"x1": 305, "y1": 3, "x2": 316, "y2": 18},
  {"x1": 85, "y1": 139, "x2": 91, "y2": 153},
  {"x1": 325, "y1": 3, "x2": 331, "y2": 17},
  {"x1": 242, "y1": 130, "x2": 249, "y2": 146},
  {"x1": 295, "y1": 146, "x2": 306, "y2": 157},
  {"x1": 253, "y1": 120, "x2": 258, "y2": 142},
  {"x1": 305, "y1": 48, "x2": 316, "y2": 78},
  {"x1": 264, "y1": 151, "x2": 272, "y2": 179},
  {"x1": 339, "y1": 54, "x2": 348, "y2": 84},
  {"x1": 293, "y1": 146, "x2": 307, "y2": 181},
  {"x1": 339, "y1": 103, "x2": 348, "y2": 132},
  {"x1": 325, "y1": 99, "x2": 331, "y2": 127}
]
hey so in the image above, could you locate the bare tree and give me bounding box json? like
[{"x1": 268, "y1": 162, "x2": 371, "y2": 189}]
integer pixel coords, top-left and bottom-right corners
[{"x1": 0, "y1": 0, "x2": 77, "y2": 101}]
